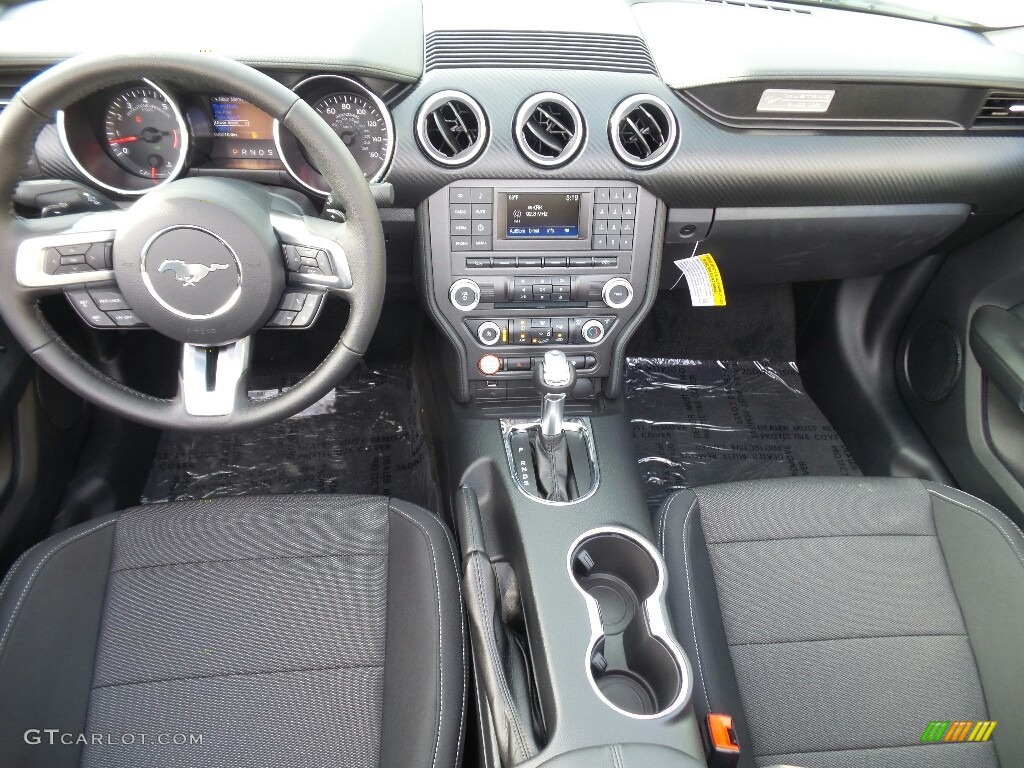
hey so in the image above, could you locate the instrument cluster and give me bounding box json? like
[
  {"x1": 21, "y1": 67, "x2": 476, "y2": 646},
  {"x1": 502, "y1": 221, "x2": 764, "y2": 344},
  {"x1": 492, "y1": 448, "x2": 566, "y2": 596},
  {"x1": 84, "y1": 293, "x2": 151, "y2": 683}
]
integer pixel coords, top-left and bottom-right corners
[{"x1": 57, "y1": 74, "x2": 395, "y2": 197}]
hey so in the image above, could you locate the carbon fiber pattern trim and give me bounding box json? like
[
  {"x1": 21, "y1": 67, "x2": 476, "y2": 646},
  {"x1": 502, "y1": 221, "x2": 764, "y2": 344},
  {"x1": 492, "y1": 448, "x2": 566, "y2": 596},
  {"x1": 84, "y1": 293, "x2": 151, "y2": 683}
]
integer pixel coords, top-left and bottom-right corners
[
  {"x1": 425, "y1": 31, "x2": 658, "y2": 75},
  {"x1": 386, "y1": 68, "x2": 1024, "y2": 212}
]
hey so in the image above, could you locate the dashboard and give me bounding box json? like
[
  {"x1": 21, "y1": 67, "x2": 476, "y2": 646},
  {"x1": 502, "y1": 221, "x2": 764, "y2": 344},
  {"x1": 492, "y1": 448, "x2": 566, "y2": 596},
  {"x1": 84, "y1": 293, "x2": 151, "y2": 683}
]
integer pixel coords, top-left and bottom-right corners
[{"x1": 7, "y1": 0, "x2": 1024, "y2": 404}]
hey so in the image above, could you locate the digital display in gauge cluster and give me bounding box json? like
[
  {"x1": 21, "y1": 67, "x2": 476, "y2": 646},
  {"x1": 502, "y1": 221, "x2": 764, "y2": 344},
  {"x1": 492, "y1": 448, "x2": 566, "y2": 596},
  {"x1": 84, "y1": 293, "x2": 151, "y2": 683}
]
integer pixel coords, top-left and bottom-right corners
[{"x1": 209, "y1": 95, "x2": 280, "y2": 166}]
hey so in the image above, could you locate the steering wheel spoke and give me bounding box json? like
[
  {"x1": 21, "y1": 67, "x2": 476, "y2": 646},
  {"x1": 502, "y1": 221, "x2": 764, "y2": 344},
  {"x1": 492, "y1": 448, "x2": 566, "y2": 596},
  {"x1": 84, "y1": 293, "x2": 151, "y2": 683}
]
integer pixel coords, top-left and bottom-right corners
[
  {"x1": 271, "y1": 211, "x2": 353, "y2": 293},
  {"x1": 180, "y1": 338, "x2": 252, "y2": 417},
  {"x1": 12, "y1": 210, "x2": 125, "y2": 295}
]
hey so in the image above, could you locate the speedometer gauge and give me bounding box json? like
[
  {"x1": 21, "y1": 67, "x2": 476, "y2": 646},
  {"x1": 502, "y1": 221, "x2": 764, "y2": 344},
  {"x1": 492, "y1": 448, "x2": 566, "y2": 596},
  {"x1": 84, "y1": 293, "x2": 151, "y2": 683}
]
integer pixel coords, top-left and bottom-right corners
[
  {"x1": 275, "y1": 75, "x2": 395, "y2": 195},
  {"x1": 103, "y1": 86, "x2": 184, "y2": 180},
  {"x1": 311, "y1": 93, "x2": 391, "y2": 181}
]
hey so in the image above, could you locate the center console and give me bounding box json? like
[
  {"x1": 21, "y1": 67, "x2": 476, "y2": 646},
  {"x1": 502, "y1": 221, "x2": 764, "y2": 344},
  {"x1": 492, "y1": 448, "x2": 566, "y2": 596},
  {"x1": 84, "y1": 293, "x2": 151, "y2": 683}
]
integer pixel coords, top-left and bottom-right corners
[{"x1": 420, "y1": 180, "x2": 661, "y2": 404}]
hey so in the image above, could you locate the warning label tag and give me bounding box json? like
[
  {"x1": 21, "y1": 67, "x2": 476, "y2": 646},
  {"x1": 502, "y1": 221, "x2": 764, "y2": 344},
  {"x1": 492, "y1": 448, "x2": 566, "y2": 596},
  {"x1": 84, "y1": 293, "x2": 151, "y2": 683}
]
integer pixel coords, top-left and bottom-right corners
[{"x1": 674, "y1": 253, "x2": 726, "y2": 306}]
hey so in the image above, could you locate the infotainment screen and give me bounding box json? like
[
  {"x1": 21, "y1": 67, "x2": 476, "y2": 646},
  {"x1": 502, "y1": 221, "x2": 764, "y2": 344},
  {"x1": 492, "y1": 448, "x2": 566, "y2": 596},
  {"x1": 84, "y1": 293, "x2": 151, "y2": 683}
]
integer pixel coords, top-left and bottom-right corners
[
  {"x1": 505, "y1": 193, "x2": 581, "y2": 238},
  {"x1": 209, "y1": 95, "x2": 280, "y2": 165}
]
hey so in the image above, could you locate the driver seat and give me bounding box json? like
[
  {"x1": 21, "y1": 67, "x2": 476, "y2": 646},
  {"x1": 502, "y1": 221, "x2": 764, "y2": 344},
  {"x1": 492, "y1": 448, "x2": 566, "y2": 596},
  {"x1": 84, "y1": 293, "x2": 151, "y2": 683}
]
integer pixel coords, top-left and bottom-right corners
[{"x1": 0, "y1": 495, "x2": 464, "y2": 768}]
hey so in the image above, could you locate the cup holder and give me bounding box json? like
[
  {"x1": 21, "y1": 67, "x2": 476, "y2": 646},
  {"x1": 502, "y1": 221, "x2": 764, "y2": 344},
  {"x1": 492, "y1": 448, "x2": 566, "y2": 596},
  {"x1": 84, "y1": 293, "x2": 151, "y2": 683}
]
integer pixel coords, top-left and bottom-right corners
[{"x1": 569, "y1": 527, "x2": 692, "y2": 719}]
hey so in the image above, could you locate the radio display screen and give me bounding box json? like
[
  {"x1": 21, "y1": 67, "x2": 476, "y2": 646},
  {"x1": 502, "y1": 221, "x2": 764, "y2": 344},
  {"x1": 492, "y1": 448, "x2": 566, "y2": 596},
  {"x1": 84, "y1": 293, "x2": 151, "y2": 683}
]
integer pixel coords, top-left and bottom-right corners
[
  {"x1": 209, "y1": 95, "x2": 281, "y2": 167},
  {"x1": 505, "y1": 193, "x2": 581, "y2": 238}
]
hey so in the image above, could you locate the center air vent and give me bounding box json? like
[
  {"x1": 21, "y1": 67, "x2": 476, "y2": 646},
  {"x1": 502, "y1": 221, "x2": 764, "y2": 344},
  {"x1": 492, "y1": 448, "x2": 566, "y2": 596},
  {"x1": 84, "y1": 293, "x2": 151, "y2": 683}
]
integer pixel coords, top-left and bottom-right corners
[
  {"x1": 610, "y1": 95, "x2": 678, "y2": 168},
  {"x1": 973, "y1": 90, "x2": 1024, "y2": 129},
  {"x1": 514, "y1": 93, "x2": 585, "y2": 167},
  {"x1": 416, "y1": 90, "x2": 488, "y2": 167}
]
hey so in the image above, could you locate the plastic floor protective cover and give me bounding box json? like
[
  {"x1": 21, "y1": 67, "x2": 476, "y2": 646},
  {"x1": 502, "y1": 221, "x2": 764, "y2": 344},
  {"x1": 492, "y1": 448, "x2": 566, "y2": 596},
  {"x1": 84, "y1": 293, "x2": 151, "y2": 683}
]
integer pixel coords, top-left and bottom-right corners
[
  {"x1": 626, "y1": 358, "x2": 860, "y2": 513},
  {"x1": 142, "y1": 363, "x2": 440, "y2": 512}
]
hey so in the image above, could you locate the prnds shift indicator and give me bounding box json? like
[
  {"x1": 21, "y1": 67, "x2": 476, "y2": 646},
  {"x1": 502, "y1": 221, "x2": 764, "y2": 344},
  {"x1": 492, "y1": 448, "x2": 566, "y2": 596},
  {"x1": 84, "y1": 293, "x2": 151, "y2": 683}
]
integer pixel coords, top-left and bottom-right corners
[{"x1": 505, "y1": 193, "x2": 581, "y2": 238}]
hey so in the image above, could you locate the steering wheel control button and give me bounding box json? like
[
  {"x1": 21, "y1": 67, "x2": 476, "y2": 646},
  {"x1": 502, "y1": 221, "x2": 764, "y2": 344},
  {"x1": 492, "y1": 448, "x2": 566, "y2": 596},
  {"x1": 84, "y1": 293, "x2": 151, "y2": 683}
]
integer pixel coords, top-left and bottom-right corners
[
  {"x1": 477, "y1": 321, "x2": 502, "y2": 346},
  {"x1": 581, "y1": 319, "x2": 607, "y2": 344},
  {"x1": 278, "y1": 291, "x2": 307, "y2": 312},
  {"x1": 85, "y1": 242, "x2": 113, "y2": 270},
  {"x1": 478, "y1": 354, "x2": 502, "y2": 376},
  {"x1": 450, "y1": 279, "x2": 481, "y2": 311},
  {"x1": 108, "y1": 309, "x2": 145, "y2": 327},
  {"x1": 65, "y1": 290, "x2": 115, "y2": 327},
  {"x1": 87, "y1": 287, "x2": 129, "y2": 311},
  {"x1": 602, "y1": 278, "x2": 634, "y2": 309},
  {"x1": 292, "y1": 294, "x2": 323, "y2": 327},
  {"x1": 268, "y1": 310, "x2": 297, "y2": 327}
]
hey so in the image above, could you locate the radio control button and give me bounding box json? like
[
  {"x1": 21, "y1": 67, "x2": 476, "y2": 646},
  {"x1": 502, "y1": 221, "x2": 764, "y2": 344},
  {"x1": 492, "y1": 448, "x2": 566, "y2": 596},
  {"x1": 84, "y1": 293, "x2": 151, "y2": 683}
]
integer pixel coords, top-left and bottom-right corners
[
  {"x1": 595, "y1": 188, "x2": 610, "y2": 203},
  {"x1": 471, "y1": 188, "x2": 493, "y2": 203},
  {"x1": 543, "y1": 256, "x2": 568, "y2": 267},
  {"x1": 552, "y1": 276, "x2": 571, "y2": 286},
  {"x1": 622, "y1": 204, "x2": 636, "y2": 219},
  {"x1": 570, "y1": 256, "x2": 594, "y2": 267},
  {"x1": 609, "y1": 204, "x2": 622, "y2": 218},
  {"x1": 472, "y1": 220, "x2": 492, "y2": 236},
  {"x1": 514, "y1": 286, "x2": 533, "y2": 302},
  {"x1": 477, "y1": 321, "x2": 502, "y2": 346},
  {"x1": 471, "y1": 237, "x2": 492, "y2": 251},
  {"x1": 623, "y1": 188, "x2": 638, "y2": 203},
  {"x1": 620, "y1": 220, "x2": 635, "y2": 235},
  {"x1": 593, "y1": 235, "x2": 607, "y2": 250},
  {"x1": 451, "y1": 237, "x2": 472, "y2": 252},
  {"x1": 493, "y1": 257, "x2": 517, "y2": 268},
  {"x1": 610, "y1": 188, "x2": 624, "y2": 203},
  {"x1": 593, "y1": 256, "x2": 618, "y2": 268},
  {"x1": 518, "y1": 256, "x2": 542, "y2": 267},
  {"x1": 467, "y1": 257, "x2": 491, "y2": 268},
  {"x1": 450, "y1": 204, "x2": 472, "y2": 219},
  {"x1": 620, "y1": 236, "x2": 634, "y2": 250},
  {"x1": 479, "y1": 354, "x2": 502, "y2": 375},
  {"x1": 581, "y1": 319, "x2": 607, "y2": 344},
  {"x1": 449, "y1": 279, "x2": 481, "y2": 311},
  {"x1": 472, "y1": 203, "x2": 492, "y2": 219},
  {"x1": 450, "y1": 187, "x2": 471, "y2": 203},
  {"x1": 602, "y1": 278, "x2": 634, "y2": 309},
  {"x1": 607, "y1": 235, "x2": 620, "y2": 250},
  {"x1": 451, "y1": 221, "x2": 472, "y2": 236},
  {"x1": 608, "y1": 219, "x2": 621, "y2": 234},
  {"x1": 534, "y1": 283, "x2": 552, "y2": 296},
  {"x1": 593, "y1": 219, "x2": 608, "y2": 235},
  {"x1": 594, "y1": 203, "x2": 609, "y2": 218}
]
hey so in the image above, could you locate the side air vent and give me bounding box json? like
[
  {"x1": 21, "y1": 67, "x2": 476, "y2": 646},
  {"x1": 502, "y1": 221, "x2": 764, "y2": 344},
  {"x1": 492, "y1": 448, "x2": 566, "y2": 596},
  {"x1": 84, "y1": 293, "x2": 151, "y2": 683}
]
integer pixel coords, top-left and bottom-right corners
[
  {"x1": 514, "y1": 93, "x2": 585, "y2": 168},
  {"x1": 416, "y1": 90, "x2": 488, "y2": 167},
  {"x1": 703, "y1": 0, "x2": 812, "y2": 13},
  {"x1": 973, "y1": 91, "x2": 1024, "y2": 129},
  {"x1": 425, "y1": 31, "x2": 658, "y2": 75},
  {"x1": 0, "y1": 69, "x2": 39, "y2": 113},
  {"x1": 610, "y1": 95, "x2": 678, "y2": 168}
]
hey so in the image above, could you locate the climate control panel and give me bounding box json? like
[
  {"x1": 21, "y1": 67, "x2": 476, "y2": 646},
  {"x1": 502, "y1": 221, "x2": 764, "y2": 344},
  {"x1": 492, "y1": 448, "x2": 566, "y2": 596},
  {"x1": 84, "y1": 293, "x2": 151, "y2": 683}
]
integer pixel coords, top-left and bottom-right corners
[{"x1": 422, "y1": 180, "x2": 659, "y2": 404}]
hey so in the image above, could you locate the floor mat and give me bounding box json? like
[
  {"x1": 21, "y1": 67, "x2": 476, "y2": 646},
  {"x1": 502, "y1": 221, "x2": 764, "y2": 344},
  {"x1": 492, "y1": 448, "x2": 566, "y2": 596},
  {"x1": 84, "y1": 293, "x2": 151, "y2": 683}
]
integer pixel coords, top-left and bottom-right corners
[
  {"x1": 142, "y1": 363, "x2": 440, "y2": 512},
  {"x1": 626, "y1": 358, "x2": 860, "y2": 513}
]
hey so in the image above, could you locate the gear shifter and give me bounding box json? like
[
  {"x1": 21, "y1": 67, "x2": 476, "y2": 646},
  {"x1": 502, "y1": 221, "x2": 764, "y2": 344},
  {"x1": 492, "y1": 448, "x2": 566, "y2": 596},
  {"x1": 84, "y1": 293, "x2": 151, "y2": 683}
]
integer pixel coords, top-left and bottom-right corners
[
  {"x1": 530, "y1": 351, "x2": 577, "y2": 502},
  {"x1": 534, "y1": 350, "x2": 577, "y2": 436}
]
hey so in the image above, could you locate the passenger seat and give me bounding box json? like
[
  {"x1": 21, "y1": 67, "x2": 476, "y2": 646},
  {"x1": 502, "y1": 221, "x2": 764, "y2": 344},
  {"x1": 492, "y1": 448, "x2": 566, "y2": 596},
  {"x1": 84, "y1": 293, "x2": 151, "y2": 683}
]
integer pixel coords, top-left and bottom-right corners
[{"x1": 656, "y1": 477, "x2": 1024, "y2": 768}]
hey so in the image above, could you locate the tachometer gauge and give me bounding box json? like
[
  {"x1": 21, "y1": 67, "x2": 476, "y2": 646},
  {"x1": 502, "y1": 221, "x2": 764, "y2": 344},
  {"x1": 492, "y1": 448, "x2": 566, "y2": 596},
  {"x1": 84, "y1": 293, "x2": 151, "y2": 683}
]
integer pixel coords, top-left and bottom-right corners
[
  {"x1": 103, "y1": 86, "x2": 185, "y2": 181},
  {"x1": 311, "y1": 92, "x2": 391, "y2": 181}
]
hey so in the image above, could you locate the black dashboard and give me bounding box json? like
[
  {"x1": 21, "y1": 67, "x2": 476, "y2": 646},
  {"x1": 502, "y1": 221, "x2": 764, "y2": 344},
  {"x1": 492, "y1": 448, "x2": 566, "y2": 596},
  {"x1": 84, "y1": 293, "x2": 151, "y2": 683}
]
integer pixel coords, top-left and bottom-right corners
[{"x1": 6, "y1": 0, "x2": 1024, "y2": 405}]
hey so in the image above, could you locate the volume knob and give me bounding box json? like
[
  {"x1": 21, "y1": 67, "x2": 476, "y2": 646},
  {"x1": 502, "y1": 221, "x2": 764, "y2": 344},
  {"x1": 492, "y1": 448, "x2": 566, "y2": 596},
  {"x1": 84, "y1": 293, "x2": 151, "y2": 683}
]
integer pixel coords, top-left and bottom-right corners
[
  {"x1": 449, "y1": 279, "x2": 481, "y2": 312},
  {"x1": 601, "y1": 278, "x2": 634, "y2": 309}
]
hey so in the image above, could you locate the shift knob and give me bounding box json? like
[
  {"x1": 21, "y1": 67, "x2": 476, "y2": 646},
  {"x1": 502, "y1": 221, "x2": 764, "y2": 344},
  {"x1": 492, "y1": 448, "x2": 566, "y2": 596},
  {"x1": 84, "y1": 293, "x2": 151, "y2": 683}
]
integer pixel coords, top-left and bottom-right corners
[{"x1": 534, "y1": 350, "x2": 577, "y2": 395}]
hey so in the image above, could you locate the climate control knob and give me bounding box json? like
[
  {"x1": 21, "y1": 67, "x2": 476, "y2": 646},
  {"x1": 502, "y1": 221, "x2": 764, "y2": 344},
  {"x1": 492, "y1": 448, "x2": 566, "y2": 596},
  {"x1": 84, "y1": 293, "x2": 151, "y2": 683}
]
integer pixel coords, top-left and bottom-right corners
[
  {"x1": 449, "y1": 279, "x2": 481, "y2": 312},
  {"x1": 581, "y1": 319, "x2": 607, "y2": 344},
  {"x1": 477, "y1": 321, "x2": 502, "y2": 346},
  {"x1": 601, "y1": 278, "x2": 634, "y2": 309}
]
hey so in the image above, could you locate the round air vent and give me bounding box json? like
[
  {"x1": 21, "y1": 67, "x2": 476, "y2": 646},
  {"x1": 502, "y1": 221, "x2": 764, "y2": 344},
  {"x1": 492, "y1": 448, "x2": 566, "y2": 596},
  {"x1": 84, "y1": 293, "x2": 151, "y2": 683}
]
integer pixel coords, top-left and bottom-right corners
[
  {"x1": 610, "y1": 94, "x2": 678, "y2": 168},
  {"x1": 514, "y1": 92, "x2": 585, "y2": 167},
  {"x1": 416, "y1": 90, "x2": 488, "y2": 167}
]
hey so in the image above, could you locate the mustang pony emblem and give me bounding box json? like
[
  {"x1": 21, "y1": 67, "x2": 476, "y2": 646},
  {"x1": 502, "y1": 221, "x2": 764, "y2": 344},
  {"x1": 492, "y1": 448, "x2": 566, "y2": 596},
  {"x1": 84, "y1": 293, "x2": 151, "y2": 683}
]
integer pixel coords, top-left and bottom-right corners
[{"x1": 158, "y1": 259, "x2": 230, "y2": 287}]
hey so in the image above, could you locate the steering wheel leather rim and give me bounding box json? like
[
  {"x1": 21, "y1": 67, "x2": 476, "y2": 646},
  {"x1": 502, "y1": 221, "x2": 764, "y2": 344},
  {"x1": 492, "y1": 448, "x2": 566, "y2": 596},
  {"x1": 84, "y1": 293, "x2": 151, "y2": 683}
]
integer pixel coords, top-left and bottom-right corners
[{"x1": 0, "y1": 51, "x2": 386, "y2": 432}]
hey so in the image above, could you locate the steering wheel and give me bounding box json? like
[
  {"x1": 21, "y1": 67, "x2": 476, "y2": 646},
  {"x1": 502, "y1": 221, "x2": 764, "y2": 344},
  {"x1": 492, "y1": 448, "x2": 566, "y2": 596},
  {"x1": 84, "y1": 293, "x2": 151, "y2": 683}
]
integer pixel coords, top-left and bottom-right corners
[{"x1": 0, "y1": 52, "x2": 385, "y2": 432}]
